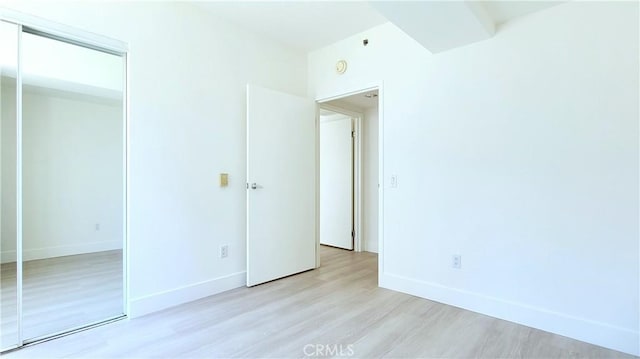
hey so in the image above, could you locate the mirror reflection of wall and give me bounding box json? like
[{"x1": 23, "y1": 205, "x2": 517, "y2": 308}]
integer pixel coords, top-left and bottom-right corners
[
  {"x1": 1, "y1": 26, "x2": 126, "y2": 348},
  {"x1": 0, "y1": 19, "x2": 19, "y2": 350}
]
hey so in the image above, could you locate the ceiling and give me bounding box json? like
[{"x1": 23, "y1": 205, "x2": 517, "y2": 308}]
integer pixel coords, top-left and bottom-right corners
[
  {"x1": 480, "y1": 1, "x2": 565, "y2": 24},
  {"x1": 193, "y1": 1, "x2": 388, "y2": 52},
  {"x1": 193, "y1": 1, "x2": 565, "y2": 53},
  {"x1": 332, "y1": 90, "x2": 379, "y2": 110}
]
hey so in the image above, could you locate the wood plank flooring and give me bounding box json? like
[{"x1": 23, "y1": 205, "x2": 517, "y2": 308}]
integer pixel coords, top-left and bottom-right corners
[
  {"x1": 3, "y1": 246, "x2": 637, "y2": 358},
  {"x1": 1, "y1": 250, "x2": 123, "y2": 348}
]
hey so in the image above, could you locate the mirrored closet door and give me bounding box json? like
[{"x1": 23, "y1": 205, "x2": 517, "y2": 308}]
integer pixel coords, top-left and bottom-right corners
[{"x1": 1, "y1": 19, "x2": 127, "y2": 351}]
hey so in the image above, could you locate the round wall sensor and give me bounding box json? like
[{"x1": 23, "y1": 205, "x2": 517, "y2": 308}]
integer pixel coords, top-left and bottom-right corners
[{"x1": 336, "y1": 60, "x2": 347, "y2": 74}]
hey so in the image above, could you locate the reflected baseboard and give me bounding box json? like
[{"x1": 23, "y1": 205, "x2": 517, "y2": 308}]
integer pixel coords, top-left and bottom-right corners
[{"x1": 0, "y1": 240, "x2": 122, "y2": 264}]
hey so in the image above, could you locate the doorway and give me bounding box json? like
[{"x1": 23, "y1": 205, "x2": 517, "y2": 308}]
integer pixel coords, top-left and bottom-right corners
[
  {"x1": 318, "y1": 89, "x2": 379, "y2": 255},
  {"x1": 245, "y1": 84, "x2": 381, "y2": 285}
]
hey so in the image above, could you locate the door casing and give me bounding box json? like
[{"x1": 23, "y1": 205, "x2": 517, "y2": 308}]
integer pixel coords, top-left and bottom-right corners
[{"x1": 315, "y1": 83, "x2": 383, "y2": 273}]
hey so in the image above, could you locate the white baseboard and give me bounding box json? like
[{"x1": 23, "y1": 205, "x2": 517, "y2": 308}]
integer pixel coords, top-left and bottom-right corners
[
  {"x1": 0, "y1": 240, "x2": 122, "y2": 263},
  {"x1": 128, "y1": 271, "x2": 246, "y2": 318},
  {"x1": 380, "y1": 272, "x2": 639, "y2": 356},
  {"x1": 365, "y1": 240, "x2": 378, "y2": 253}
]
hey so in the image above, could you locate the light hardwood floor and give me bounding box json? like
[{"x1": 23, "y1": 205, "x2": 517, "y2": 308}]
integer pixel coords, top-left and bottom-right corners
[
  {"x1": 4, "y1": 246, "x2": 637, "y2": 358},
  {"x1": 1, "y1": 250, "x2": 123, "y2": 348}
]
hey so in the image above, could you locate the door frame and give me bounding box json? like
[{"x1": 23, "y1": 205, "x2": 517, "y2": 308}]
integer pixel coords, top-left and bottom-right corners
[
  {"x1": 318, "y1": 104, "x2": 362, "y2": 252},
  {"x1": 315, "y1": 83, "x2": 383, "y2": 275}
]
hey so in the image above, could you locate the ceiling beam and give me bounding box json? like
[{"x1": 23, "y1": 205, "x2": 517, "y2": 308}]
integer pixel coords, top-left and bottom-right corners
[{"x1": 369, "y1": 1, "x2": 495, "y2": 53}]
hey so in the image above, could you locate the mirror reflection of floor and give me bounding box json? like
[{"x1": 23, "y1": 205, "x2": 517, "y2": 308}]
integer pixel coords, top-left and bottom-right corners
[{"x1": 1, "y1": 250, "x2": 123, "y2": 348}]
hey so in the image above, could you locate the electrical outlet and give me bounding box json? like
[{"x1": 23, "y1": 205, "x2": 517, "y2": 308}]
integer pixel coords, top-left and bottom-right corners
[
  {"x1": 452, "y1": 255, "x2": 461, "y2": 269},
  {"x1": 390, "y1": 175, "x2": 398, "y2": 188},
  {"x1": 220, "y1": 245, "x2": 229, "y2": 259}
]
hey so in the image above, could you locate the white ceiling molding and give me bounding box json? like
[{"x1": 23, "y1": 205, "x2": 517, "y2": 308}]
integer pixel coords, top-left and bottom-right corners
[{"x1": 368, "y1": 1, "x2": 495, "y2": 53}]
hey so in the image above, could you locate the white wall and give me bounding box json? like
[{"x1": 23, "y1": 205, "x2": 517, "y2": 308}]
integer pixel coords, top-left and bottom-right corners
[
  {"x1": 0, "y1": 84, "x2": 123, "y2": 264},
  {"x1": 1, "y1": 79, "x2": 17, "y2": 264},
  {"x1": 0, "y1": 21, "x2": 18, "y2": 264},
  {"x1": 21, "y1": 32, "x2": 123, "y2": 93},
  {"x1": 363, "y1": 106, "x2": 378, "y2": 253},
  {"x1": 0, "y1": 28, "x2": 123, "y2": 96},
  {"x1": 0, "y1": 1, "x2": 308, "y2": 317},
  {"x1": 309, "y1": 2, "x2": 639, "y2": 355}
]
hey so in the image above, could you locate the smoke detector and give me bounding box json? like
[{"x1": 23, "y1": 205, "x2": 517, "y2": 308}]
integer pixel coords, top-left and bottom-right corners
[{"x1": 336, "y1": 60, "x2": 347, "y2": 74}]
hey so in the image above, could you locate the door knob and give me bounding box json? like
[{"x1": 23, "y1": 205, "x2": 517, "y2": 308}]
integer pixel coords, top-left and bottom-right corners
[{"x1": 250, "y1": 183, "x2": 261, "y2": 190}]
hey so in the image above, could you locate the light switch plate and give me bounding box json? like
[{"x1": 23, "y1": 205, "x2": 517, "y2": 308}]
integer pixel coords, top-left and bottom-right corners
[{"x1": 220, "y1": 173, "x2": 229, "y2": 187}]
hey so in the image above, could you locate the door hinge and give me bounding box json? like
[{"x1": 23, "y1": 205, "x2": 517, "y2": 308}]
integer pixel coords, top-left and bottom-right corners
[
  {"x1": 351, "y1": 230, "x2": 355, "y2": 238},
  {"x1": 351, "y1": 130, "x2": 355, "y2": 138}
]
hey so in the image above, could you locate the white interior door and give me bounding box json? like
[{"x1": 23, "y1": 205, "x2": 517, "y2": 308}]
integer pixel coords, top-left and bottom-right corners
[
  {"x1": 320, "y1": 117, "x2": 354, "y2": 250},
  {"x1": 246, "y1": 85, "x2": 316, "y2": 287}
]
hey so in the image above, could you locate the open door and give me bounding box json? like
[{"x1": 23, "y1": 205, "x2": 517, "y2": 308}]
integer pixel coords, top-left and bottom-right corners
[
  {"x1": 319, "y1": 116, "x2": 354, "y2": 250},
  {"x1": 246, "y1": 85, "x2": 316, "y2": 287}
]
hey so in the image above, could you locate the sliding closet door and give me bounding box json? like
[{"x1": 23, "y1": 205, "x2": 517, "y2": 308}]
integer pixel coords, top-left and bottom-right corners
[
  {"x1": 0, "y1": 20, "x2": 19, "y2": 351},
  {"x1": 20, "y1": 31, "x2": 125, "y2": 340}
]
